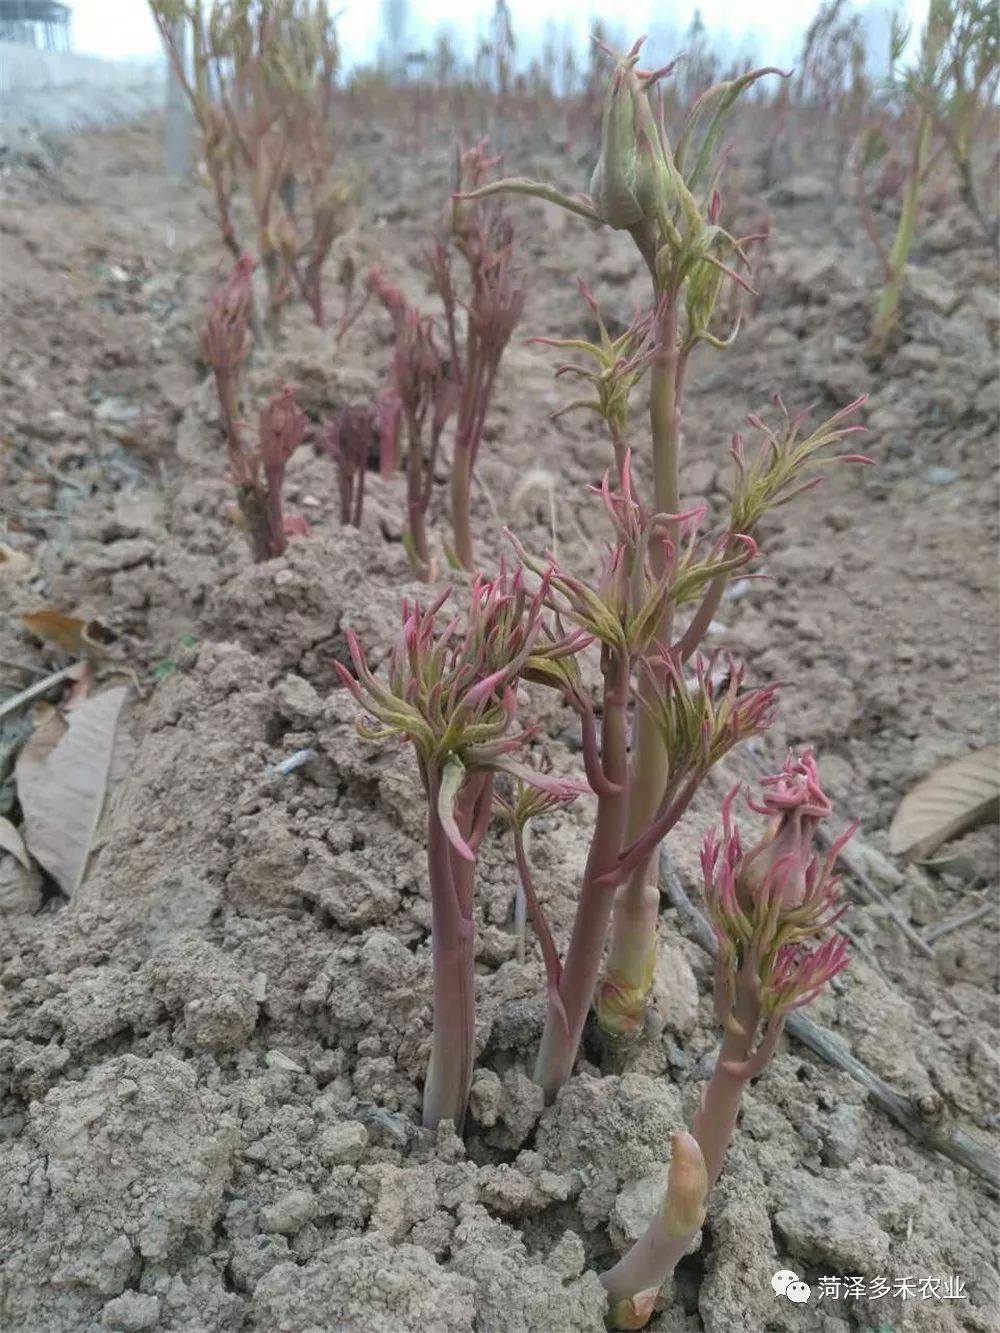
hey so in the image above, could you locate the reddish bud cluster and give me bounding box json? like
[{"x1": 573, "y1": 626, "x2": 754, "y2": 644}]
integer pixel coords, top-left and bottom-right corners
[
  {"x1": 336, "y1": 566, "x2": 588, "y2": 850},
  {"x1": 366, "y1": 265, "x2": 459, "y2": 576},
  {"x1": 200, "y1": 252, "x2": 255, "y2": 380},
  {"x1": 321, "y1": 404, "x2": 377, "y2": 527},
  {"x1": 702, "y1": 751, "x2": 856, "y2": 1019},
  {"x1": 200, "y1": 258, "x2": 310, "y2": 561}
]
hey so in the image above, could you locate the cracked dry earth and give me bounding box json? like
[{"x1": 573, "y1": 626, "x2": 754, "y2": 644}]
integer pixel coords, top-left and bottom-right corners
[{"x1": 0, "y1": 108, "x2": 998, "y2": 1333}]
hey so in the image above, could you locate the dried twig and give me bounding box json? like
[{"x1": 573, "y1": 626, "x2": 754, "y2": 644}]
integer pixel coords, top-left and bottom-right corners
[
  {"x1": 660, "y1": 848, "x2": 1000, "y2": 1194},
  {"x1": 838, "y1": 922, "x2": 892, "y2": 980},
  {"x1": 824, "y1": 824, "x2": 936, "y2": 958},
  {"x1": 33, "y1": 460, "x2": 89, "y2": 494},
  {"x1": 923, "y1": 900, "x2": 993, "y2": 945},
  {"x1": 0, "y1": 664, "x2": 79, "y2": 723},
  {"x1": 0, "y1": 658, "x2": 50, "y2": 678}
]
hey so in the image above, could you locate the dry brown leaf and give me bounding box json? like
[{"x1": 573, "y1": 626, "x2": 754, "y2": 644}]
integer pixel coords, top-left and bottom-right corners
[
  {"x1": 22, "y1": 610, "x2": 88, "y2": 653},
  {"x1": 20, "y1": 703, "x2": 68, "y2": 762},
  {"x1": 22, "y1": 610, "x2": 116, "y2": 657},
  {"x1": 889, "y1": 745, "x2": 1000, "y2": 861},
  {"x1": 15, "y1": 687, "x2": 132, "y2": 896},
  {"x1": 0, "y1": 815, "x2": 31, "y2": 870}
]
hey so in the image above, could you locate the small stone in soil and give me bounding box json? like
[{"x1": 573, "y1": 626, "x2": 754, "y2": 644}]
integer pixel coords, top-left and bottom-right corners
[
  {"x1": 547, "y1": 1230, "x2": 586, "y2": 1280},
  {"x1": 468, "y1": 1068, "x2": 502, "y2": 1128},
  {"x1": 496, "y1": 1066, "x2": 544, "y2": 1148},
  {"x1": 695, "y1": 1046, "x2": 720, "y2": 1079},
  {"x1": 925, "y1": 465, "x2": 958, "y2": 485},
  {"x1": 821, "y1": 1105, "x2": 864, "y2": 1167},
  {"x1": 609, "y1": 1170, "x2": 668, "y2": 1251},
  {"x1": 101, "y1": 1292, "x2": 161, "y2": 1332},
  {"x1": 265, "y1": 1049, "x2": 305, "y2": 1073},
  {"x1": 260, "y1": 1189, "x2": 318, "y2": 1236},
  {"x1": 317, "y1": 1120, "x2": 369, "y2": 1166}
]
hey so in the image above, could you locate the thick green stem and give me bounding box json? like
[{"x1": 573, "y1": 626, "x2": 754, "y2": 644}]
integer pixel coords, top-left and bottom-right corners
[
  {"x1": 649, "y1": 297, "x2": 682, "y2": 520},
  {"x1": 449, "y1": 314, "x2": 481, "y2": 572},
  {"x1": 598, "y1": 294, "x2": 680, "y2": 1036},
  {"x1": 872, "y1": 109, "x2": 932, "y2": 354}
]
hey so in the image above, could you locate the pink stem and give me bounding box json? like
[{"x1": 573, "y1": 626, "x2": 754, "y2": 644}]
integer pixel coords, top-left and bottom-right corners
[
  {"x1": 692, "y1": 964, "x2": 762, "y2": 1190},
  {"x1": 512, "y1": 824, "x2": 570, "y2": 1041},
  {"x1": 534, "y1": 651, "x2": 630, "y2": 1100},
  {"x1": 596, "y1": 770, "x2": 704, "y2": 892},
  {"x1": 422, "y1": 769, "x2": 478, "y2": 1131}
]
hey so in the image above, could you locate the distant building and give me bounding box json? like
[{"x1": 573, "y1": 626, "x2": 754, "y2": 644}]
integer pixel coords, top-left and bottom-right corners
[{"x1": 0, "y1": 0, "x2": 71, "y2": 51}]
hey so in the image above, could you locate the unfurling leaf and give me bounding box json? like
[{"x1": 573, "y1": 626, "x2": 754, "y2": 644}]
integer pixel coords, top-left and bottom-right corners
[
  {"x1": 889, "y1": 745, "x2": 1000, "y2": 861},
  {"x1": 15, "y1": 687, "x2": 133, "y2": 896},
  {"x1": 438, "y1": 756, "x2": 474, "y2": 861},
  {"x1": 0, "y1": 815, "x2": 31, "y2": 870}
]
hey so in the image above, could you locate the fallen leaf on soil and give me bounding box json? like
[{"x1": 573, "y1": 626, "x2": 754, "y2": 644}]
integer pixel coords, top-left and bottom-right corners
[
  {"x1": 17, "y1": 702, "x2": 66, "y2": 761},
  {"x1": 889, "y1": 745, "x2": 1000, "y2": 861},
  {"x1": 0, "y1": 815, "x2": 31, "y2": 870},
  {"x1": 22, "y1": 610, "x2": 117, "y2": 656},
  {"x1": 15, "y1": 686, "x2": 132, "y2": 896},
  {"x1": 0, "y1": 544, "x2": 33, "y2": 577}
]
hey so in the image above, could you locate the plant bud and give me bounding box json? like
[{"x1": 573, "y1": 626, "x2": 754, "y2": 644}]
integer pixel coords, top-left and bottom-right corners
[
  {"x1": 662, "y1": 1131, "x2": 708, "y2": 1238},
  {"x1": 739, "y1": 810, "x2": 812, "y2": 910},
  {"x1": 738, "y1": 752, "x2": 832, "y2": 911},
  {"x1": 259, "y1": 385, "x2": 307, "y2": 481},
  {"x1": 607, "y1": 1288, "x2": 658, "y2": 1330},
  {"x1": 589, "y1": 43, "x2": 671, "y2": 229}
]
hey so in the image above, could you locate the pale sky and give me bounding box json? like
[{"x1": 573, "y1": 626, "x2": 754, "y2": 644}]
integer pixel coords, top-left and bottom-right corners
[{"x1": 68, "y1": 0, "x2": 931, "y2": 68}]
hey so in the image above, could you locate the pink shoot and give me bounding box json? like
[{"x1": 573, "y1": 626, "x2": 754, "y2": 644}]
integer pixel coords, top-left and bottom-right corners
[
  {"x1": 200, "y1": 253, "x2": 256, "y2": 477},
  {"x1": 602, "y1": 1132, "x2": 708, "y2": 1327},
  {"x1": 500, "y1": 457, "x2": 782, "y2": 1086},
  {"x1": 729, "y1": 394, "x2": 872, "y2": 536},
  {"x1": 256, "y1": 386, "x2": 309, "y2": 561},
  {"x1": 531, "y1": 284, "x2": 661, "y2": 475},
  {"x1": 321, "y1": 405, "x2": 378, "y2": 527},
  {"x1": 153, "y1": 4, "x2": 348, "y2": 339},
  {"x1": 447, "y1": 33, "x2": 874, "y2": 1069},
  {"x1": 201, "y1": 258, "x2": 309, "y2": 562},
  {"x1": 432, "y1": 139, "x2": 525, "y2": 570},
  {"x1": 337, "y1": 569, "x2": 585, "y2": 1131},
  {"x1": 601, "y1": 755, "x2": 857, "y2": 1326},
  {"x1": 368, "y1": 267, "x2": 458, "y2": 579},
  {"x1": 697, "y1": 751, "x2": 856, "y2": 1185}
]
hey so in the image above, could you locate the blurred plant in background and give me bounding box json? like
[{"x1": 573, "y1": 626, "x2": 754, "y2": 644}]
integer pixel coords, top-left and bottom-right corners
[
  {"x1": 200, "y1": 253, "x2": 311, "y2": 558},
  {"x1": 855, "y1": 0, "x2": 999, "y2": 352},
  {"x1": 367, "y1": 142, "x2": 524, "y2": 579},
  {"x1": 150, "y1": 0, "x2": 356, "y2": 339}
]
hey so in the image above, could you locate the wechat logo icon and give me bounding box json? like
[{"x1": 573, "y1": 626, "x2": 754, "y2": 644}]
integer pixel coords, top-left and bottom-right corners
[{"x1": 772, "y1": 1270, "x2": 812, "y2": 1303}]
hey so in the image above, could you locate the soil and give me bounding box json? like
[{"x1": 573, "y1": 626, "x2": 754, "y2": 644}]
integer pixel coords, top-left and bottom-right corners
[{"x1": 0, "y1": 106, "x2": 997, "y2": 1333}]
